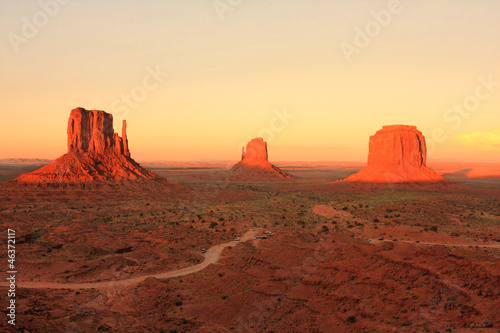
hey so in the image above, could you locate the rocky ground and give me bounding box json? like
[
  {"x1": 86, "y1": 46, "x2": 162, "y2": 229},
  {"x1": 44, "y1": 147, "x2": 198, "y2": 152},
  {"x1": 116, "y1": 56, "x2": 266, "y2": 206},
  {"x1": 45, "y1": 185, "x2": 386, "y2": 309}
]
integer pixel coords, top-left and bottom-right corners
[{"x1": 0, "y1": 168, "x2": 499, "y2": 332}]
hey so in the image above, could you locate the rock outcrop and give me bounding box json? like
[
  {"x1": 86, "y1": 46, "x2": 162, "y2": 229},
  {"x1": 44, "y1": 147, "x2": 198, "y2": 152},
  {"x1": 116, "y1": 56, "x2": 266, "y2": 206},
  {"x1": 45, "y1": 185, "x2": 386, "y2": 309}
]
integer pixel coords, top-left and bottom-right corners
[
  {"x1": 16, "y1": 107, "x2": 161, "y2": 184},
  {"x1": 67, "y1": 108, "x2": 130, "y2": 157},
  {"x1": 231, "y1": 138, "x2": 292, "y2": 180},
  {"x1": 341, "y1": 125, "x2": 446, "y2": 183}
]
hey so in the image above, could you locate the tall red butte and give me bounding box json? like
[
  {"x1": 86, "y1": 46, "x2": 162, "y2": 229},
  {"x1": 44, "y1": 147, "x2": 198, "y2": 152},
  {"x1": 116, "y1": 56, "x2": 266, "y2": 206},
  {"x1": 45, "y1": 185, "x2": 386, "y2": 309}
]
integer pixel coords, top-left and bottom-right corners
[
  {"x1": 231, "y1": 138, "x2": 292, "y2": 180},
  {"x1": 342, "y1": 125, "x2": 446, "y2": 183},
  {"x1": 15, "y1": 107, "x2": 162, "y2": 184}
]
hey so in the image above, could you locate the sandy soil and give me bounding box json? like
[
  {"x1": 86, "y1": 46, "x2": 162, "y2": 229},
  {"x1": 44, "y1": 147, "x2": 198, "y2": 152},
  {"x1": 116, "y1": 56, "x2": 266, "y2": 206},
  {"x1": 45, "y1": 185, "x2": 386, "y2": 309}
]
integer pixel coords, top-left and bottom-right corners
[
  {"x1": 0, "y1": 167, "x2": 499, "y2": 332},
  {"x1": 0, "y1": 230, "x2": 259, "y2": 290}
]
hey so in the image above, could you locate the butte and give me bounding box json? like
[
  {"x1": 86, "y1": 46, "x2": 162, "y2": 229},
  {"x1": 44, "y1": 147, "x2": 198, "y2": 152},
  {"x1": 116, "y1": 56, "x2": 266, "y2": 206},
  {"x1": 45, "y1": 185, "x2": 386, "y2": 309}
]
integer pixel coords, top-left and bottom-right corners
[
  {"x1": 341, "y1": 125, "x2": 447, "y2": 183},
  {"x1": 230, "y1": 138, "x2": 292, "y2": 180},
  {"x1": 14, "y1": 107, "x2": 164, "y2": 185}
]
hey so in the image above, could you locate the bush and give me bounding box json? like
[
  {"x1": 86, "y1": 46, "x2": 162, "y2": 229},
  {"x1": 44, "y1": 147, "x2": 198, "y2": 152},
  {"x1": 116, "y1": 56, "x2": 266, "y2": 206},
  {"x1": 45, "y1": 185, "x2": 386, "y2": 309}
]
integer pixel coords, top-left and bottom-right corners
[
  {"x1": 209, "y1": 222, "x2": 218, "y2": 228},
  {"x1": 346, "y1": 315, "x2": 357, "y2": 323},
  {"x1": 430, "y1": 226, "x2": 438, "y2": 232}
]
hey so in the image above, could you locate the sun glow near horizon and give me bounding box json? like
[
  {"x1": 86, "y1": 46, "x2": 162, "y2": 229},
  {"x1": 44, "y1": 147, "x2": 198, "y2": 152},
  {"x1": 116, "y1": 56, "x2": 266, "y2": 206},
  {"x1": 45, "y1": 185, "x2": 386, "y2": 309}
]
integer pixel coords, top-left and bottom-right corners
[{"x1": 1, "y1": 1, "x2": 499, "y2": 163}]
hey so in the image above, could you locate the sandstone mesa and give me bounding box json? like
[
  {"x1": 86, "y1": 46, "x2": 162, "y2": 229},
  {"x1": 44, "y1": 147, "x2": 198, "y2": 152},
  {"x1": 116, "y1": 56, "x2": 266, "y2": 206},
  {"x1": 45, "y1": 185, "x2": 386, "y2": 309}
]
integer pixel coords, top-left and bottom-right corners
[{"x1": 342, "y1": 125, "x2": 446, "y2": 183}]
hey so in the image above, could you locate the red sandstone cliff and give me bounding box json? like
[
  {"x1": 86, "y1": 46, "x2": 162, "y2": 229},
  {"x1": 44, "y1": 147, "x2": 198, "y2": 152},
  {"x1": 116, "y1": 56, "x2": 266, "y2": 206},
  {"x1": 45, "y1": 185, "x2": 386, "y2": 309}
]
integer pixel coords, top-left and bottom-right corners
[
  {"x1": 342, "y1": 125, "x2": 446, "y2": 183},
  {"x1": 16, "y1": 108, "x2": 161, "y2": 183}
]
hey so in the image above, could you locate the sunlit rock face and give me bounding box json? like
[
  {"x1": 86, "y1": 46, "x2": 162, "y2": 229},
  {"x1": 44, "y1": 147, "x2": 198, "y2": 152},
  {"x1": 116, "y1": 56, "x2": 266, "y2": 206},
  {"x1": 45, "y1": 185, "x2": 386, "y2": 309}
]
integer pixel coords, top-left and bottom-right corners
[
  {"x1": 67, "y1": 107, "x2": 130, "y2": 157},
  {"x1": 342, "y1": 125, "x2": 446, "y2": 183},
  {"x1": 16, "y1": 107, "x2": 160, "y2": 183},
  {"x1": 231, "y1": 138, "x2": 292, "y2": 180}
]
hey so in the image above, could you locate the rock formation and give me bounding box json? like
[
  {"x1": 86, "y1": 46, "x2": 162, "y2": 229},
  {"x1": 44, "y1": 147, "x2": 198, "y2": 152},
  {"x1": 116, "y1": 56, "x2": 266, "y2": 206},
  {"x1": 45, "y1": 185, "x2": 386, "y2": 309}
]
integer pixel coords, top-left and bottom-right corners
[
  {"x1": 16, "y1": 107, "x2": 161, "y2": 184},
  {"x1": 67, "y1": 108, "x2": 130, "y2": 157},
  {"x1": 341, "y1": 125, "x2": 446, "y2": 183},
  {"x1": 231, "y1": 138, "x2": 292, "y2": 180}
]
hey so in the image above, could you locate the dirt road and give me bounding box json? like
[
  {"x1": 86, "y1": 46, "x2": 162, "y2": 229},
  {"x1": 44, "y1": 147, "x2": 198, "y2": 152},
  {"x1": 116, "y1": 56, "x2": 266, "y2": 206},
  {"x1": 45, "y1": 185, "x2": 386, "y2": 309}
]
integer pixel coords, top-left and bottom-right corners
[{"x1": 0, "y1": 230, "x2": 260, "y2": 290}]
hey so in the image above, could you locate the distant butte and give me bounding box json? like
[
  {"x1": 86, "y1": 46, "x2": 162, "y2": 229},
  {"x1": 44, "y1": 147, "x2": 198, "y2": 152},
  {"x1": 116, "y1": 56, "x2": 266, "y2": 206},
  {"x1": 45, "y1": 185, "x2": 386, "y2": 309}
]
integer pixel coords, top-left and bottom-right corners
[
  {"x1": 231, "y1": 137, "x2": 292, "y2": 180},
  {"x1": 15, "y1": 107, "x2": 163, "y2": 184},
  {"x1": 341, "y1": 125, "x2": 447, "y2": 183}
]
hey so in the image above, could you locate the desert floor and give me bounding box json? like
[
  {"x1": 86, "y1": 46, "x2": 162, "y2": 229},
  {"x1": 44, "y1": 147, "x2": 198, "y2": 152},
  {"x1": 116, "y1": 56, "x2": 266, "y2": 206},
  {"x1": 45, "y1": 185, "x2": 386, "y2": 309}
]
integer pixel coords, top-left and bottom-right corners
[{"x1": 0, "y1": 165, "x2": 499, "y2": 332}]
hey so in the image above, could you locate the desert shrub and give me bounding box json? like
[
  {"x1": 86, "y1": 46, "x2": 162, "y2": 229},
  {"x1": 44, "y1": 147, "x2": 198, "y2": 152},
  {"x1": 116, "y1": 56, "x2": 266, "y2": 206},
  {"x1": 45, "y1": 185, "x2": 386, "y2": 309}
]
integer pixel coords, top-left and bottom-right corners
[
  {"x1": 346, "y1": 315, "x2": 356, "y2": 323},
  {"x1": 430, "y1": 226, "x2": 438, "y2": 232},
  {"x1": 32, "y1": 229, "x2": 47, "y2": 241},
  {"x1": 209, "y1": 222, "x2": 218, "y2": 228}
]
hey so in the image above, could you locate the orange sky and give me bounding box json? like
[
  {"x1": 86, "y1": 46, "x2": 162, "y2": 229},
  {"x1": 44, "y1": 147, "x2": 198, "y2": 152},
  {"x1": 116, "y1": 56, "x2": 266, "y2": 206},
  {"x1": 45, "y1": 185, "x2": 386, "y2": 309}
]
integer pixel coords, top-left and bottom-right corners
[{"x1": 1, "y1": 1, "x2": 499, "y2": 162}]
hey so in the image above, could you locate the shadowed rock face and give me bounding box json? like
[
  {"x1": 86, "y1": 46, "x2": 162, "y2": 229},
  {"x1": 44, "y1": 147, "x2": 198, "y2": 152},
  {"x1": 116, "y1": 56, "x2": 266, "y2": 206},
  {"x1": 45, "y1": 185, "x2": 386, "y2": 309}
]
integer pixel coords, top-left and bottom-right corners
[
  {"x1": 16, "y1": 107, "x2": 161, "y2": 183},
  {"x1": 231, "y1": 138, "x2": 291, "y2": 180},
  {"x1": 342, "y1": 125, "x2": 446, "y2": 183}
]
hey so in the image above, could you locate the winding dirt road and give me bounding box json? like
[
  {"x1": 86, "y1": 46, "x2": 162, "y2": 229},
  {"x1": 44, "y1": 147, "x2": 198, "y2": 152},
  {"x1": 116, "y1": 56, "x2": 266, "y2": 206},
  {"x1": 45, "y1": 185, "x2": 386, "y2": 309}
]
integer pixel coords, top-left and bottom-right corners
[{"x1": 0, "y1": 230, "x2": 259, "y2": 290}]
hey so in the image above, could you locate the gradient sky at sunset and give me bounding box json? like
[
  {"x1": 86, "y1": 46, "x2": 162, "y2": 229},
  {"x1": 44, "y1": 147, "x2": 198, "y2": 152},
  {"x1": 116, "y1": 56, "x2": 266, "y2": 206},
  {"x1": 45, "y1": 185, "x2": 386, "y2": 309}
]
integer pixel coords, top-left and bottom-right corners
[{"x1": 1, "y1": 1, "x2": 499, "y2": 162}]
